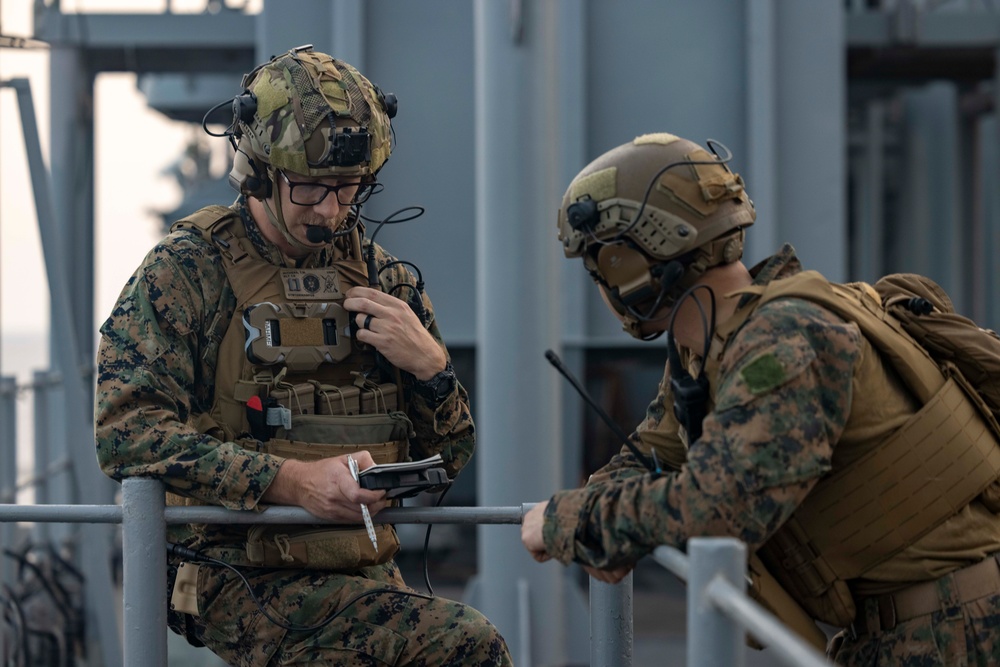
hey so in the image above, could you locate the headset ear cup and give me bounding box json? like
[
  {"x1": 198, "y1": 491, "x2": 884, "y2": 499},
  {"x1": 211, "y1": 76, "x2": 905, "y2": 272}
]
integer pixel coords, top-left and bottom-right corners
[
  {"x1": 232, "y1": 92, "x2": 258, "y2": 125},
  {"x1": 245, "y1": 169, "x2": 272, "y2": 199},
  {"x1": 566, "y1": 199, "x2": 599, "y2": 231},
  {"x1": 227, "y1": 137, "x2": 272, "y2": 199}
]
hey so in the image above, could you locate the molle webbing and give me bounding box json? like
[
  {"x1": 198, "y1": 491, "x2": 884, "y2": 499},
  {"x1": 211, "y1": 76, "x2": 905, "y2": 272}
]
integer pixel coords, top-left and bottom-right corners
[
  {"x1": 183, "y1": 208, "x2": 387, "y2": 440},
  {"x1": 740, "y1": 272, "x2": 1000, "y2": 582},
  {"x1": 775, "y1": 377, "x2": 1000, "y2": 583}
]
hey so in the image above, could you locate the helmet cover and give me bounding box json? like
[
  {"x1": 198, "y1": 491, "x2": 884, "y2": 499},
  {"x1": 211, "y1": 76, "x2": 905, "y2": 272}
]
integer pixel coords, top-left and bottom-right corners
[{"x1": 239, "y1": 46, "x2": 393, "y2": 179}]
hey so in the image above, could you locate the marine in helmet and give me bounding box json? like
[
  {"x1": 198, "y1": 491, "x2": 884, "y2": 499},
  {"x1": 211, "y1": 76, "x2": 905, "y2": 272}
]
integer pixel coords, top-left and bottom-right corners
[
  {"x1": 557, "y1": 132, "x2": 754, "y2": 340},
  {"x1": 522, "y1": 132, "x2": 1000, "y2": 665},
  {"x1": 95, "y1": 46, "x2": 511, "y2": 666}
]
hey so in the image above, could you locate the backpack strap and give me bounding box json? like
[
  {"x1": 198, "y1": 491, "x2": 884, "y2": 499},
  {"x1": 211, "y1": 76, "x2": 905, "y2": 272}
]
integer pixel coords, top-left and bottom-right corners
[{"x1": 734, "y1": 271, "x2": 944, "y2": 403}]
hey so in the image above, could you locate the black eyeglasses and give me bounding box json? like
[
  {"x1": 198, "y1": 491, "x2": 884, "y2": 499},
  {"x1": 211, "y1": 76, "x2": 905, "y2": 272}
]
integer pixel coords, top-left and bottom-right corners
[{"x1": 279, "y1": 171, "x2": 382, "y2": 206}]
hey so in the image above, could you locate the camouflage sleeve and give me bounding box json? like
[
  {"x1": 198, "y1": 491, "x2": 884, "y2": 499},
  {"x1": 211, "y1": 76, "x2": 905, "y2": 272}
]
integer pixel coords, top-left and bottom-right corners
[
  {"x1": 94, "y1": 234, "x2": 283, "y2": 510},
  {"x1": 542, "y1": 298, "x2": 862, "y2": 568},
  {"x1": 368, "y1": 241, "x2": 475, "y2": 478}
]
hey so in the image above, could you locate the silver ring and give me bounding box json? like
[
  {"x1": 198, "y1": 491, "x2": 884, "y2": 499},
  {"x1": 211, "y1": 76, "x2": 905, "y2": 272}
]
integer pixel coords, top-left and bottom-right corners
[{"x1": 363, "y1": 314, "x2": 374, "y2": 331}]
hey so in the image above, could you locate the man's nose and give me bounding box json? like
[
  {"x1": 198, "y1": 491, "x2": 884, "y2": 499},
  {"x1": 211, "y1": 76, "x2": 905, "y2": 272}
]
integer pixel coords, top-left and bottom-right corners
[{"x1": 313, "y1": 192, "x2": 342, "y2": 218}]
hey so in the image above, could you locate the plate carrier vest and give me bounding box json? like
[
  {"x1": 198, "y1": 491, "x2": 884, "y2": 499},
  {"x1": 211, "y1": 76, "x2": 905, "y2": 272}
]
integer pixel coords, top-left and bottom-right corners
[
  {"x1": 168, "y1": 205, "x2": 411, "y2": 570},
  {"x1": 708, "y1": 271, "x2": 1000, "y2": 638}
]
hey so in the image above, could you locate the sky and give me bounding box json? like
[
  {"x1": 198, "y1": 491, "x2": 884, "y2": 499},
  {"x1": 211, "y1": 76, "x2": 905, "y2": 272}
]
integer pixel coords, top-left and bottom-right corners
[{"x1": 0, "y1": 0, "x2": 247, "y2": 368}]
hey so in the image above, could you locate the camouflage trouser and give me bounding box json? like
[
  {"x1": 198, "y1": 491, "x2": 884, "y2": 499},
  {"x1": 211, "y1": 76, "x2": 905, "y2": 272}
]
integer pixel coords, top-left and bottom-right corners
[
  {"x1": 828, "y1": 578, "x2": 1000, "y2": 666},
  {"x1": 170, "y1": 559, "x2": 512, "y2": 666}
]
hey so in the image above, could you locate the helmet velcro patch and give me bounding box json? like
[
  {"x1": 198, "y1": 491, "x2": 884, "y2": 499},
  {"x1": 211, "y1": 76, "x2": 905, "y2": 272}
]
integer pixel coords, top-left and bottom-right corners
[
  {"x1": 253, "y1": 76, "x2": 290, "y2": 121},
  {"x1": 634, "y1": 133, "x2": 680, "y2": 146},
  {"x1": 570, "y1": 167, "x2": 617, "y2": 203}
]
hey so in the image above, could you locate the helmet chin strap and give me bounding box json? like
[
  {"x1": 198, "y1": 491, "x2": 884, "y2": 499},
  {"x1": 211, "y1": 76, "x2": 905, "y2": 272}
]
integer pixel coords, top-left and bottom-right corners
[
  {"x1": 616, "y1": 229, "x2": 747, "y2": 340},
  {"x1": 259, "y1": 169, "x2": 321, "y2": 254}
]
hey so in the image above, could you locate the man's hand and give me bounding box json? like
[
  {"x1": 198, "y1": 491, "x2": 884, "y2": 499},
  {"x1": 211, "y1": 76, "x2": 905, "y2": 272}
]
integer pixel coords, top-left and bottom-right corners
[
  {"x1": 264, "y1": 451, "x2": 388, "y2": 522},
  {"x1": 521, "y1": 500, "x2": 551, "y2": 563},
  {"x1": 522, "y1": 500, "x2": 633, "y2": 584},
  {"x1": 344, "y1": 286, "x2": 446, "y2": 380},
  {"x1": 582, "y1": 564, "x2": 633, "y2": 585}
]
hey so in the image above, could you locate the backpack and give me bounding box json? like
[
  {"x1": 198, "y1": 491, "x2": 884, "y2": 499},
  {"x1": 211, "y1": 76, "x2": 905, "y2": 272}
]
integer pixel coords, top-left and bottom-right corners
[{"x1": 872, "y1": 273, "x2": 1000, "y2": 424}]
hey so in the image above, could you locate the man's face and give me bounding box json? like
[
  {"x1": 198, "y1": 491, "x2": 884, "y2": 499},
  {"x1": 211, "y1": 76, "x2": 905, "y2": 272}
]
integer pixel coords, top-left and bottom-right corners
[
  {"x1": 597, "y1": 282, "x2": 673, "y2": 338},
  {"x1": 258, "y1": 170, "x2": 363, "y2": 257}
]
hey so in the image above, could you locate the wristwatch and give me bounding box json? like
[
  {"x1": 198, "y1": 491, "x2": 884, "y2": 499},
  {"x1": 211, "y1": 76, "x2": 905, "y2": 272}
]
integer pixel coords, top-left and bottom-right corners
[{"x1": 413, "y1": 361, "x2": 457, "y2": 406}]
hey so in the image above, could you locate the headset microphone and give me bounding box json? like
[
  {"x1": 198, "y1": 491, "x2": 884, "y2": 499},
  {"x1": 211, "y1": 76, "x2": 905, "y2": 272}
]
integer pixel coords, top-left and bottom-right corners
[
  {"x1": 545, "y1": 349, "x2": 660, "y2": 473},
  {"x1": 305, "y1": 226, "x2": 334, "y2": 243}
]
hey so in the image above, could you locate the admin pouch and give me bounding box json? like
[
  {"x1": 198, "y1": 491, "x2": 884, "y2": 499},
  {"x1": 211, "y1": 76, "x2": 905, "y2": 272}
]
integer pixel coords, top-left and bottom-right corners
[{"x1": 247, "y1": 411, "x2": 414, "y2": 569}]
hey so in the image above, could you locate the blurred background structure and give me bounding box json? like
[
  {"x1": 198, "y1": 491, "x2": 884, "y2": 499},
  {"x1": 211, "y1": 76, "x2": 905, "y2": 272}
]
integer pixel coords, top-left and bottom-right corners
[{"x1": 3, "y1": 0, "x2": 1000, "y2": 665}]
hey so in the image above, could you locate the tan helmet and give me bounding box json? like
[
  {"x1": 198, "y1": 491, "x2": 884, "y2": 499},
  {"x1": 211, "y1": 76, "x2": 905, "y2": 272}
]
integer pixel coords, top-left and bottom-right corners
[{"x1": 557, "y1": 133, "x2": 755, "y2": 337}]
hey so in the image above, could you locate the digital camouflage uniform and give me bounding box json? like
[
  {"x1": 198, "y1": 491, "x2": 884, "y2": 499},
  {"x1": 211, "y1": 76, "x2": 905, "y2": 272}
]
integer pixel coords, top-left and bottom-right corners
[
  {"x1": 95, "y1": 204, "x2": 511, "y2": 666},
  {"x1": 542, "y1": 244, "x2": 1000, "y2": 666}
]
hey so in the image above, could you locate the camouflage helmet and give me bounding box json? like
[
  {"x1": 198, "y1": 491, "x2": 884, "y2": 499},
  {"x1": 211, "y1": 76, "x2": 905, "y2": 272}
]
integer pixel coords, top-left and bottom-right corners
[
  {"x1": 232, "y1": 45, "x2": 394, "y2": 190},
  {"x1": 557, "y1": 133, "x2": 755, "y2": 337}
]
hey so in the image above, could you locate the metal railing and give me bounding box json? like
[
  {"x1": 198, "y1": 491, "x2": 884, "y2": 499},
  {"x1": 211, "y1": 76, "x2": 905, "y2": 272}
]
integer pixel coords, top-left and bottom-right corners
[
  {"x1": 652, "y1": 542, "x2": 831, "y2": 667},
  {"x1": 0, "y1": 478, "x2": 835, "y2": 666}
]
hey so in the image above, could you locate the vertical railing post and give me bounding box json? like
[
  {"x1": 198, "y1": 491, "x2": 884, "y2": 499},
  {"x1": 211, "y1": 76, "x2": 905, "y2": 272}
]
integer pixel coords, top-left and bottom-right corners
[
  {"x1": 590, "y1": 570, "x2": 633, "y2": 667},
  {"x1": 1, "y1": 375, "x2": 18, "y2": 587},
  {"x1": 122, "y1": 478, "x2": 167, "y2": 667},
  {"x1": 32, "y1": 370, "x2": 51, "y2": 541},
  {"x1": 687, "y1": 538, "x2": 746, "y2": 667}
]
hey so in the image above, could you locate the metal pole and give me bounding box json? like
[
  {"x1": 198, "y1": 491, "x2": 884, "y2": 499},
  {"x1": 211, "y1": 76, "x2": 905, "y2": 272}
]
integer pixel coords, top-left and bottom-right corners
[
  {"x1": 165, "y1": 504, "x2": 528, "y2": 525},
  {"x1": 745, "y1": 0, "x2": 779, "y2": 266},
  {"x1": 705, "y1": 577, "x2": 831, "y2": 667},
  {"x1": 857, "y1": 99, "x2": 885, "y2": 282},
  {"x1": 0, "y1": 503, "x2": 531, "y2": 526},
  {"x1": 474, "y1": 2, "x2": 572, "y2": 663},
  {"x1": 590, "y1": 571, "x2": 633, "y2": 667},
  {"x1": 687, "y1": 538, "x2": 746, "y2": 667},
  {"x1": 1, "y1": 376, "x2": 17, "y2": 587},
  {"x1": 122, "y1": 478, "x2": 167, "y2": 667},
  {"x1": 31, "y1": 370, "x2": 51, "y2": 541}
]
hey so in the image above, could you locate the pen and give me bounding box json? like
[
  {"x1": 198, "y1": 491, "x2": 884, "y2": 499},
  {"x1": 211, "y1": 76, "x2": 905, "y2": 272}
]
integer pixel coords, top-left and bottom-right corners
[{"x1": 347, "y1": 454, "x2": 379, "y2": 552}]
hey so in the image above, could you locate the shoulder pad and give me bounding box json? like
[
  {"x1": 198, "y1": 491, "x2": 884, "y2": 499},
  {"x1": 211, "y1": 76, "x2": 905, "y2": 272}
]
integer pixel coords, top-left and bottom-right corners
[{"x1": 169, "y1": 205, "x2": 239, "y2": 242}]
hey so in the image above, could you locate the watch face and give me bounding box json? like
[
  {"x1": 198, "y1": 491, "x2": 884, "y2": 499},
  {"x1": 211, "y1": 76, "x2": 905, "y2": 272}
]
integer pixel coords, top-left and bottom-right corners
[
  {"x1": 434, "y1": 371, "x2": 456, "y2": 399},
  {"x1": 419, "y1": 363, "x2": 456, "y2": 404}
]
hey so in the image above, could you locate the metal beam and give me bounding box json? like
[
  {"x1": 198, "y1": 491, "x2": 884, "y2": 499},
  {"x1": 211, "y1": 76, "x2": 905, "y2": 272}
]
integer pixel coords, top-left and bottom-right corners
[
  {"x1": 34, "y1": 10, "x2": 255, "y2": 49},
  {"x1": 847, "y1": 12, "x2": 1000, "y2": 47},
  {"x1": 32, "y1": 9, "x2": 254, "y2": 74},
  {"x1": 474, "y1": 1, "x2": 588, "y2": 664}
]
